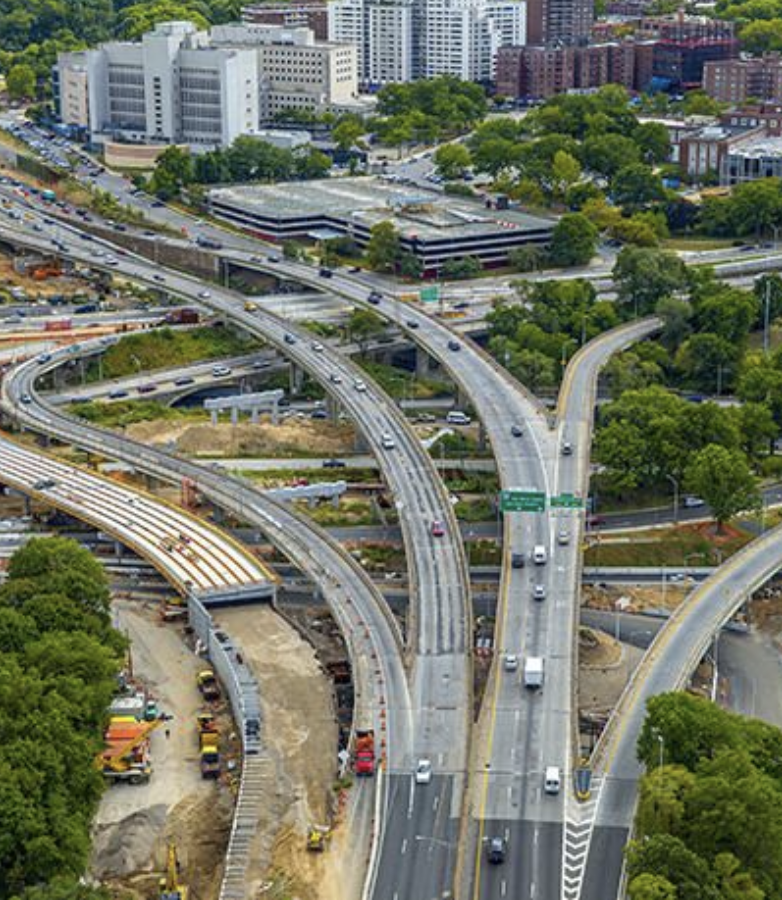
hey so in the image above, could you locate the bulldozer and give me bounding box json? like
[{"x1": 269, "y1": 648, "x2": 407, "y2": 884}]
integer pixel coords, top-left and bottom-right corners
[
  {"x1": 159, "y1": 842, "x2": 188, "y2": 900},
  {"x1": 306, "y1": 826, "x2": 331, "y2": 852}
]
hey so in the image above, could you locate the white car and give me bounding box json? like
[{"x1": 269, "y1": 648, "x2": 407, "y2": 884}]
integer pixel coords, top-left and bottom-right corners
[
  {"x1": 683, "y1": 495, "x2": 705, "y2": 508},
  {"x1": 312, "y1": 342, "x2": 324, "y2": 353},
  {"x1": 415, "y1": 759, "x2": 433, "y2": 784},
  {"x1": 382, "y1": 433, "x2": 396, "y2": 450},
  {"x1": 532, "y1": 584, "x2": 546, "y2": 601},
  {"x1": 503, "y1": 653, "x2": 519, "y2": 672},
  {"x1": 199, "y1": 290, "x2": 211, "y2": 299},
  {"x1": 212, "y1": 365, "x2": 232, "y2": 377},
  {"x1": 354, "y1": 379, "x2": 367, "y2": 392}
]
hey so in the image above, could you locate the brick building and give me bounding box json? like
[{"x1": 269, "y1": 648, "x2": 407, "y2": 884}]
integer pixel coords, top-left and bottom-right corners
[
  {"x1": 242, "y1": 1, "x2": 329, "y2": 39},
  {"x1": 704, "y1": 54, "x2": 782, "y2": 104}
]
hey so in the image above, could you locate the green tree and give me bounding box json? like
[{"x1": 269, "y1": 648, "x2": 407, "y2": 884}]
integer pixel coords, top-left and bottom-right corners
[
  {"x1": 366, "y1": 221, "x2": 401, "y2": 272},
  {"x1": 433, "y1": 143, "x2": 472, "y2": 180},
  {"x1": 685, "y1": 444, "x2": 759, "y2": 529},
  {"x1": 636, "y1": 764, "x2": 696, "y2": 838},
  {"x1": 633, "y1": 121, "x2": 671, "y2": 165},
  {"x1": 548, "y1": 213, "x2": 598, "y2": 267},
  {"x1": 348, "y1": 308, "x2": 386, "y2": 351},
  {"x1": 611, "y1": 163, "x2": 666, "y2": 213},
  {"x1": 625, "y1": 834, "x2": 720, "y2": 900},
  {"x1": 5, "y1": 63, "x2": 36, "y2": 99},
  {"x1": 674, "y1": 333, "x2": 739, "y2": 393},
  {"x1": 509, "y1": 245, "x2": 545, "y2": 273},
  {"x1": 740, "y1": 17, "x2": 782, "y2": 53},
  {"x1": 729, "y1": 178, "x2": 782, "y2": 240},
  {"x1": 118, "y1": 1, "x2": 209, "y2": 38},
  {"x1": 332, "y1": 118, "x2": 364, "y2": 151},
  {"x1": 713, "y1": 853, "x2": 765, "y2": 900},
  {"x1": 739, "y1": 400, "x2": 778, "y2": 460},
  {"x1": 613, "y1": 247, "x2": 687, "y2": 316},
  {"x1": 627, "y1": 873, "x2": 677, "y2": 900},
  {"x1": 682, "y1": 90, "x2": 723, "y2": 116},
  {"x1": 148, "y1": 145, "x2": 194, "y2": 199},
  {"x1": 582, "y1": 133, "x2": 641, "y2": 177},
  {"x1": 656, "y1": 296, "x2": 693, "y2": 351},
  {"x1": 550, "y1": 150, "x2": 582, "y2": 200},
  {"x1": 441, "y1": 256, "x2": 482, "y2": 279}
]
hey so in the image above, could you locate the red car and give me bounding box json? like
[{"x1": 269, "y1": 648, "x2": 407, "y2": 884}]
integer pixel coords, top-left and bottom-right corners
[{"x1": 431, "y1": 520, "x2": 445, "y2": 537}]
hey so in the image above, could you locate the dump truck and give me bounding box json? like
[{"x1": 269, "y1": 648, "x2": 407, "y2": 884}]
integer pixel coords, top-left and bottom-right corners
[
  {"x1": 354, "y1": 729, "x2": 375, "y2": 776},
  {"x1": 198, "y1": 714, "x2": 220, "y2": 779},
  {"x1": 196, "y1": 669, "x2": 220, "y2": 701}
]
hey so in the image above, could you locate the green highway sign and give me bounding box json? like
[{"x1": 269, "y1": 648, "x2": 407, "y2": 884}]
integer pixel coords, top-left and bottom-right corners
[
  {"x1": 500, "y1": 489, "x2": 546, "y2": 513},
  {"x1": 550, "y1": 493, "x2": 584, "y2": 509},
  {"x1": 419, "y1": 285, "x2": 440, "y2": 303}
]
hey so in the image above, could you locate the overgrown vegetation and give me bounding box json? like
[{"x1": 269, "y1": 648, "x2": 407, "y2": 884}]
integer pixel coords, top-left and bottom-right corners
[
  {"x1": 355, "y1": 359, "x2": 449, "y2": 400},
  {"x1": 0, "y1": 536, "x2": 124, "y2": 899},
  {"x1": 96, "y1": 326, "x2": 260, "y2": 379},
  {"x1": 629, "y1": 693, "x2": 782, "y2": 900},
  {"x1": 73, "y1": 399, "x2": 203, "y2": 428}
]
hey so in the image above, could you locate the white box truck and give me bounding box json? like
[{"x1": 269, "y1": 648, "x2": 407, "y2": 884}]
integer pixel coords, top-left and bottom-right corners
[{"x1": 524, "y1": 656, "x2": 544, "y2": 689}]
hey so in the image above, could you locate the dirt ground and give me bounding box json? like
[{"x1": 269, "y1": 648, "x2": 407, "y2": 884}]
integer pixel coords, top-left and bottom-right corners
[
  {"x1": 124, "y1": 419, "x2": 357, "y2": 458},
  {"x1": 215, "y1": 606, "x2": 341, "y2": 900},
  {"x1": 92, "y1": 598, "x2": 233, "y2": 900},
  {"x1": 0, "y1": 254, "x2": 92, "y2": 299},
  {"x1": 582, "y1": 582, "x2": 689, "y2": 614},
  {"x1": 578, "y1": 626, "x2": 644, "y2": 719}
]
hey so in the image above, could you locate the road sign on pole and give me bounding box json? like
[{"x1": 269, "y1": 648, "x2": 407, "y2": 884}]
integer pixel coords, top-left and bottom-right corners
[
  {"x1": 419, "y1": 285, "x2": 440, "y2": 304},
  {"x1": 550, "y1": 493, "x2": 584, "y2": 509},
  {"x1": 500, "y1": 489, "x2": 546, "y2": 513}
]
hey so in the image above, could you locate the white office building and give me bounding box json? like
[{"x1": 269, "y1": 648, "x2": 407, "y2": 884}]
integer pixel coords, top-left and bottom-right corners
[
  {"x1": 57, "y1": 20, "x2": 362, "y2": 148},
  {"x1": 210, "y1": 23, "x2": 360, "y2": 117},
  {"x1": 328, "y1": 0, "x2": 525, "y2": 84}
]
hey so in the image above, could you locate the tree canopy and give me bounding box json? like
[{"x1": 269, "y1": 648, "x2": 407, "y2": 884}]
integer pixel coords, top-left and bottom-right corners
[
  {"x1": 0, "y1": 537, "x2": 123, "y2": 898},
  {"x1": 631, "y1": 693, "x2": 782, "y2": 900}
]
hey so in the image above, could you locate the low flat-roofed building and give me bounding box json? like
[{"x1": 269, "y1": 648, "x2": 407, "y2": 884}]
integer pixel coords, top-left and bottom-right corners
[
  {"x1": 207, "y1": 176, "x2": 554, "y2": 275},
  {"x1": 721, "y1": 130, "x2": 782, "y2": 185}
]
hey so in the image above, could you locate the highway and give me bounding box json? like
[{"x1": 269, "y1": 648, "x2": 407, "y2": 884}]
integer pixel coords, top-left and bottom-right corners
[
  {"x1": 226, "y1": 255, "x2": 573, "y2": 900},
  {"x1": 0, "y1": 218, "x2": 472, "y2": 900}
]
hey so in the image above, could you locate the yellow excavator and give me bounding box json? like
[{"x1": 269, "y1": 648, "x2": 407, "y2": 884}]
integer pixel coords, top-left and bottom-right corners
[{"x1": 159, "y1": 842, "x2": 188, "y2": 900}]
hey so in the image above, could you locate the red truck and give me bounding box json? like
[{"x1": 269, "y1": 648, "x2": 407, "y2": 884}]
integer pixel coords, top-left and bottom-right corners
[
  {"x1": 354, "y1": 729, "x2": 375, "y2": 776},
  {"x1": 165, "y1": 308, "x2": 200, "y2": 325}
]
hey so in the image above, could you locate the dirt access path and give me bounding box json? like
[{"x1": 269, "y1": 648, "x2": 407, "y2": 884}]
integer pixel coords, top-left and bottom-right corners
[
  {"x1": 216, "y1": 606, "x2": 343, "y2": 900},
  {"x1": 91, "y1": 598, "x2": 233, "y2": 900}
]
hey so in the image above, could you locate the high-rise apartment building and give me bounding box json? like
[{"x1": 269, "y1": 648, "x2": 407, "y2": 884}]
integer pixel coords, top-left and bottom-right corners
[
  {"x1": 525, "y1": 0, "x2": 593, "y2": 45},
  {"x1": 57, "y1": 20, "x2": 361, "y2": 147},
  {"x1": 328, "y1": 0, "x2": 525, "y2": 85}
]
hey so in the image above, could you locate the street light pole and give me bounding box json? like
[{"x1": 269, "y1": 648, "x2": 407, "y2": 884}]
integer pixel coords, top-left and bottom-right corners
[
  {"x1": 666, "y1": 474, "x2": 679, "y2": 525},
  {"x1": 765, "y1": 277, "x2": 772, "y2": 356}
]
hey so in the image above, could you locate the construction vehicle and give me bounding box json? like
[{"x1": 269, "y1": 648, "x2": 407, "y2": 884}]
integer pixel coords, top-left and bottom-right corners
[
  {"x1": 354, "y1": 729, "x2": 375, "y2": 776},
  {"x1": 307, "y1": 826, "x2": 331, "y2": 852},
  {"x1": 196, "y1": 669, "x2": 220, "y2": 701},
  {"x1": 198, "y1": 713, "x2": 220, "y2": 779},
  {"x1": 159, "y1": 842, "x2": 188, "y2": 900},
  {"x1": 98, "y1": 718, "x2": 161, "y2": 784}
]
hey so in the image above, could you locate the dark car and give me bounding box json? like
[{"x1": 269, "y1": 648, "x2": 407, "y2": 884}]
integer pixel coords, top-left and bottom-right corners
[
  {"x1": 323, "y1": 458, "x2": 346, "y2": 468},
  {"x1": 284, "y1": 333, "x2": 296, "y2": 345},
  {"x1": 319, "y1": 267, "x2": 333, "y2": 279},
  {"x1": 406, "y1": 319, "x2": 420, "y2": 329},
  {"x1": 367, "y1": 290, "x2": 382, "y2": 305},
  {"x1": 311, "y1": 409, "x2": 328, "y2": 419},
  {"x1": 448, "y1": 340, "x2": 461, "y2": 352},
  {"x1": 487, "y1": 837, "x2": 506, "y2": 865},
  {"x1": 511, "y1": 553, "x2": 525, "y2": 569}
]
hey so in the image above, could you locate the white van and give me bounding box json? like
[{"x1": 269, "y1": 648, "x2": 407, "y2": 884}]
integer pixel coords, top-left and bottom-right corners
[
  {"x1": 446, "y1": 411, "x2": 471, "y2": 426},
  {"x1": 524, "y1": 656, "x2": 544, "y2": 689},
  {"x1": 533, "y1": 545, "x2": 547, "y2": 565},
  {"x1": 544, "y1": 766, "x2": 561, "y2": 794}
]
